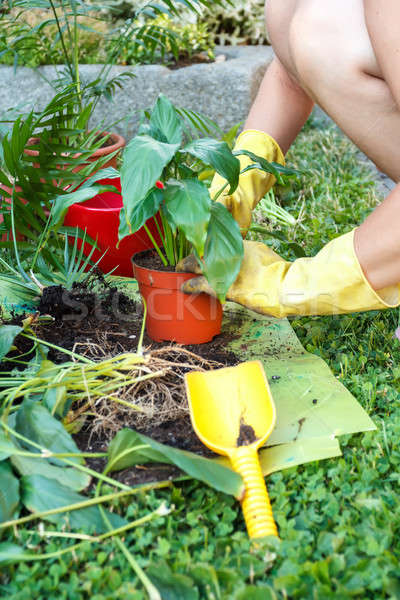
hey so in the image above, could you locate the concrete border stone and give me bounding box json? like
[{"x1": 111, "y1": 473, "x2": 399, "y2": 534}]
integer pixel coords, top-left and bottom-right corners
[{"x1": 0, "y1": 46, "x2": 274, "y2": 140}]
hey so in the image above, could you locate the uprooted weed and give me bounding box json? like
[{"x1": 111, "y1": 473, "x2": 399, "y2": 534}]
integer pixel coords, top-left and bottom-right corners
[{"x1": 68, "y1": 345, "x2": 224, "y2": 441}]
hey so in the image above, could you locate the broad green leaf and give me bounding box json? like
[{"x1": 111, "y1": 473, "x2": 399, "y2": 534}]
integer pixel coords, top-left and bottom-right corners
[
  {"x1": 21, "y1": 475, "x2": 126, "y2": 533},
  {"x1": 0, "y1": 543, "x2": 33, "y2": 566},
  {"x1": 120, "y1": 189, "x2": 163, "y2": 242},
  {"x1": 183, "y1": 138, "x2": 240, "y2": 194},
  {"x1": 150, "y1": 94, "x2": 183, "y2": 145},
  {"x1": 163, "y1": 180, "x2": 211, "y2": 257},
  {"x1": 0, "y1": 461, "x2": 19, "y2": 523},
  {"x1": 203, "y1": 203, "x2": 244, "y2": 301},
  {"x1": 0, "y1": 430, "x2": 17, "y2": 461},
  {"x1": 15, "y1": 400, "x2": 83, "y2": 466},
  {"x1": 0, "y1": 324, "x2": 22, "y2": 360},
  {"x1": 118, "y1": 206, "x2": 132, "y2": 243},
  {"x1": 49, "y1": 184, "x2": 118, "y2": 227},
  {"x1": 11, "y1": 455, "x2": 90, "y2": 492},
  {"x1": 147, "y1": 562, "x2": 198, "y2": 600},
  {"x1": 235, "y1": 149, "x2": 299, "y2": 181},
  {"x1": 121, "y1": 135, "x2": 179, "y2": 231},
  {"x1": 107, "y1": 429, "x2": 243, "y2": 499}
]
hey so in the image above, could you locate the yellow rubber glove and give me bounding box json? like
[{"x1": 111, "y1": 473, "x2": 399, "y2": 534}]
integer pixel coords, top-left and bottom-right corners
[
  {"x1": 178, "y1": 230, "x2": 399, "y2": 317},
  {"x1": 210, "y1": 129, "x2": 285, "y2": 234}
]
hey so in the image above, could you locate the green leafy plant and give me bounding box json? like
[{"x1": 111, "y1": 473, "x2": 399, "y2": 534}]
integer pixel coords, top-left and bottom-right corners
[
  {"x1": 0, "y1": 84, "x2": 123, "y2": 249},
  {"x1": 118, "y1": 94, "x2": 296, "y2": 300},
  {"x1": 114, "y1": 12, "x2": 215, "y2": 66}
]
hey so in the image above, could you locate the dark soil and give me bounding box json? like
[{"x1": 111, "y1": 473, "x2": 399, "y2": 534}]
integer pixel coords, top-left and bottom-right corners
[
  {"x1": 236, "y1": 421, "x2": 257, "y2": 447},
  {"x1": 94, "y1": 133, "x2": 117, "y2": 149},
  {"x1": 1, "y1": 271, "x2": 241, "y2": 486},
  {"x1": 133, "y1": 249, "x2": 176, "y2": 273},
  {"x1": 168, "y1": 53, "x2": 213, "y2": 70}
]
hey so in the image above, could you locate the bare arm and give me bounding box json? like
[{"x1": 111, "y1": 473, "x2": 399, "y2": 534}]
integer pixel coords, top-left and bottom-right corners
[{"x1": 244, "y1": 57, "x2": 314, "y2": 154}]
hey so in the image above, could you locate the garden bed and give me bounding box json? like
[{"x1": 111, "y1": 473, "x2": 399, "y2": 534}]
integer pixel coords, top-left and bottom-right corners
[{"x1": 1, "y1": 276, "x2": 244, "y2": 485}]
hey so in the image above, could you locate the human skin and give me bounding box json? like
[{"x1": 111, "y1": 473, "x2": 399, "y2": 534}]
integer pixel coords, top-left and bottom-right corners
[{"x1": 245, "y1": 0, "x2": 400, "y2": 291}]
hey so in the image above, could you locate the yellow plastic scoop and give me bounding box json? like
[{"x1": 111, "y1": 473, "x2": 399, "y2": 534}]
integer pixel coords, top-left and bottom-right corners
[{"x1": 185, "y1": 360, "x2": 278, "y2": 539}]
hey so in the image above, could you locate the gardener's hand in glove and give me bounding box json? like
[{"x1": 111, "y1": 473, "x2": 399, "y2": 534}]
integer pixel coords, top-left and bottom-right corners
[
  {"x1": 211, "y1": 129, "x2": 285, "y2": 235},
  {"x1": 177, "y1": 230, "x2": 399, "y2": 318}
]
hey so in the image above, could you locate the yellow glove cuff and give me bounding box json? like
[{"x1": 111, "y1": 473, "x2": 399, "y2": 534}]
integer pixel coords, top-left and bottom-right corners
[
  {"x1": 210, "y1": 130, "x2": 285, "y2": 233},
  {"x1": 234, "y1": 129, "x2": 285, "y2": 168},
  {"x1": 227, "y1": 230, "x2": 400, "y2": 318}
]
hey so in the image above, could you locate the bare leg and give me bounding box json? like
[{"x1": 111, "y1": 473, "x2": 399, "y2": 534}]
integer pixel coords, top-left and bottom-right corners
[
  {"x1": 262, "y1": 0, "x2": 400, "y2": 290},
  {"x1": 244, "y1": 57, "x2": 314, "y2": 154}
]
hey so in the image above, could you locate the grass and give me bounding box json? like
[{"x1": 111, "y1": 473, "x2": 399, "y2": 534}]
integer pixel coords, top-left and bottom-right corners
[{"x1": 1, "y1": 119, "x2": 400, "y2": 599}]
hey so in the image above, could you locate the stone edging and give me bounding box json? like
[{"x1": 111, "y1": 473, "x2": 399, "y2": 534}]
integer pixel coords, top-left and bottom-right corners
[{"x1": 0, "y1": 46, "x2": 274, "y2": 140}]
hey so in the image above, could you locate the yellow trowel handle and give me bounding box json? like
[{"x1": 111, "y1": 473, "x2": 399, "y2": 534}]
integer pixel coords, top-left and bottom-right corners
[{"x1": 230, "y1": 447, "x2": 278, "y2": 539}]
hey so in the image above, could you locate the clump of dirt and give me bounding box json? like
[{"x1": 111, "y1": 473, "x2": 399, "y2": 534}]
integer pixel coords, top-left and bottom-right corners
[
  {"x1": 37, "y1": 270, "x2": 137, "y2": 324},
  {"x1": 236, "y1": 420, "x2": 257, "y2": 446}
]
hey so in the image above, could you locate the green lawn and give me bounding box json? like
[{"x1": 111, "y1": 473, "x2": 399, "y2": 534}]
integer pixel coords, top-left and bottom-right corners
[{"x1": 2, "y1": 119, "x2": 400, "y2": 600}]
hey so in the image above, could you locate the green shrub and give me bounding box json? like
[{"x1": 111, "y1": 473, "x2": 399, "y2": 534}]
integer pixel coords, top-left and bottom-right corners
[
  {"x1": 197, "y1": 0, "x2": 268, "y2": 46},
  {"x1": 0, "y1": 9, "x2": 107, "y2": 67},
  {"x1": 0, "y1": 6, "x2": 215, "y2": 67}
]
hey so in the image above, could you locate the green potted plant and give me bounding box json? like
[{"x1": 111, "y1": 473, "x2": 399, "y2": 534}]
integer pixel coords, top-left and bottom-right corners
[{"x1": 117, "y1": 94, "x2": 289, "y2": 344}]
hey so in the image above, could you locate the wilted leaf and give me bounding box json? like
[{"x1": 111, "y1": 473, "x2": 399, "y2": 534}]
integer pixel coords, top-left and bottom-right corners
[
  {"x1": 107, "y1": 429, "x2": 243, "y2": 499},
  {"x1": 0, "y1": 430, "x2": 17, "y2": 461},
  {"x1": 0, "y1": 324, "x2": 22, "y2": 360},
  {"x1": 11, "y1": 455, "x2": 90, "y2": 492},
  {"x1": 147, "y1": 562, "x2": 198, "y2": 600},
  {"x1": 15, "y1": 400, "x2": 83, "y2": 466},
  {"x1": 0, "y1": 461, "x2": 20, "y2": 522},
  {"x1": 21, "y1": 475, "x2": 126, "y2": 533},
  {"x1": 0, "y1": 543, "x2": 34, "y2": 566}
]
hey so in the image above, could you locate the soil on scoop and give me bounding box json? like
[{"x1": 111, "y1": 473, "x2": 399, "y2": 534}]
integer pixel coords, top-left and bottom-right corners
[
  {"x1": 2, "y1": 271, "x2": 240, "y2": 486},
  {"x1": 236, "y1": 421, "x2": 257, "y2": 447}
]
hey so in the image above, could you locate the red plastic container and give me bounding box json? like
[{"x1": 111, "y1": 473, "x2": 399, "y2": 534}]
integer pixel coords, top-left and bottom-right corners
[
  {"x1": 132, "y1": 252, "x2": 223, "y2": 344},
  {"x1": 64, "y1": 178, "x2": 160, "y2": 276}
]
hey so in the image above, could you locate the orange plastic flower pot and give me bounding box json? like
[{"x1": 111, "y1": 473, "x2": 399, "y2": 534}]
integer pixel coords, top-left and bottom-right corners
[
  {"x1": 132, "y1": 252, "x2": 223, "y2": 345},
  {"x1": 64, "y1": 178, "x2": 160, "y2": 276}
]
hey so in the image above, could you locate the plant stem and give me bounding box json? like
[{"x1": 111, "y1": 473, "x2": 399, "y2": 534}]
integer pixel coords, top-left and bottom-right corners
[
  {"x1": 0, "y1": 481, "x2": 170, "y2": 532},
  {"x1": 143, "y1": 224, "x2": 167, "y2": 267},
  {"x1": 212, "y1": 181, "x2": 229, "y2": 202},
  {"x1": 0, "y1": 421, "x2": 131, "y2": 491},
  {"x1": 22, "y1": 334, "x2": 93, "y2": 364},
  {"x1": 49, "y1": 0, "x2": 75, "y2": 85}
]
